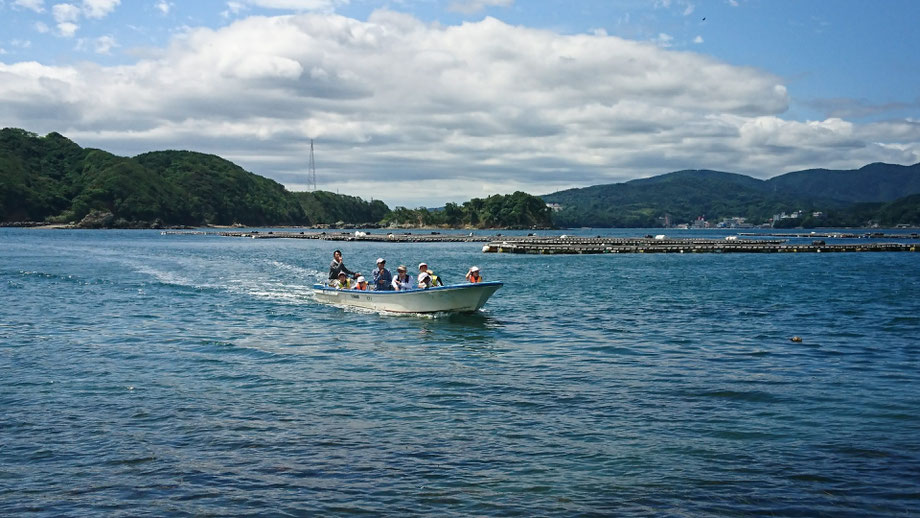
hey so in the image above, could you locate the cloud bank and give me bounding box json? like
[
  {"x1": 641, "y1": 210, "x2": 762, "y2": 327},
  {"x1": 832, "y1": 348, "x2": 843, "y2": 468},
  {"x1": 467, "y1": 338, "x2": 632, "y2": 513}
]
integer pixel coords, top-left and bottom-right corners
[{"x1": 1, "y1": 10, "x2": 917, "y2": 206}]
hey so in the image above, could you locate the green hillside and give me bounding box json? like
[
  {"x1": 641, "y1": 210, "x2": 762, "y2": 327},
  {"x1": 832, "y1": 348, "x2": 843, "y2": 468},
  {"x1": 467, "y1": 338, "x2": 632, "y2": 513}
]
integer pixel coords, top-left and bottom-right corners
[
  {"x1": 765, "y1": 163, "x2": 920, "y2": 203},
  {"x1": 544, "y1": 170, "x2": 813, "y2": 227},
  {"x1": 292, "y1": 191, "x2": 390, "y2": 226},
  {"x1": 543, "y1": 164, "x2": 920, "y2": 228},
  {"x1": 0, "y1": 129, "x2": 88, "y2": 221},
  {"x1": 134, "y1": 150, "x2": 304, "y2": 225},
  {"x1": 0, "y1": 128, "x2": 384, "y2": 227}
]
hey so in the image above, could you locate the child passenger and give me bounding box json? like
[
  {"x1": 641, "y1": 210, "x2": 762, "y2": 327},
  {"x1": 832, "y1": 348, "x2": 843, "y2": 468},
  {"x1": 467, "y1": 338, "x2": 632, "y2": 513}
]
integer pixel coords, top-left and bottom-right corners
[{"x1": 333, "y1": 271, "x2": 352, "y2": 289}]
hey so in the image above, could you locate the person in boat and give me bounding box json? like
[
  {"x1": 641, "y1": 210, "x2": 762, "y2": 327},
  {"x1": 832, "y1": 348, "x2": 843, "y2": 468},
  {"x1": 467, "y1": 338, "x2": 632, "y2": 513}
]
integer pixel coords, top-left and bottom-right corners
[
  {"x1": 354, "y1": 276, "x2": 369, "y2": 291},
  {"x1": 328, "y1": 250, "x2": 356, "y2": 281},
  {"x1": 372, "y1": 257, "x2": 393, "y2": 291},
  {"x1": 392, "y1": 265, "x2": 413, "y2": 291},
  {"x1": 465, "y1": 265, "x2": 483, "y2": 283},
  {"x1": 332, "y1": 271, "x2": 352, "y2": 289},
  {"x1": 417, "y1": 271, "x2": 433, "y2": 289},
  {"x1": 418, "y1": 262, "x2": 444, "y2": 287}
]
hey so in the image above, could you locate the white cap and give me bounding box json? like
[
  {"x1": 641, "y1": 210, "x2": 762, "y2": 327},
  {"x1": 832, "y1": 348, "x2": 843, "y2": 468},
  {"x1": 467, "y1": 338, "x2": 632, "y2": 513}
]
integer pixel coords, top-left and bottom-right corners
[
  {"x1": 338, "y1": 271, "x2": 347, "y2": 277},
  {"x1": 470, "y1": 266, "x2": 480, "y2": 272},
  {"x1": 418, "y1": 262, "x2": 427, "y2": 269},
  {"x1": 376, "y1": 257, "x2": 385, "y2": 264},
  {"x1": 356, "y1": 276, "x2": 366, "y2": 283}
]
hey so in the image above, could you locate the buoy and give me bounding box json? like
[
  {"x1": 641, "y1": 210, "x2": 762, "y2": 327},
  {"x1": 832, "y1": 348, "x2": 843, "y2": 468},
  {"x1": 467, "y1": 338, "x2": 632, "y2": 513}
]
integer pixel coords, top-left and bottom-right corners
[{"x1": 790, "y1": 336, "x2": 803, "y2": 343}]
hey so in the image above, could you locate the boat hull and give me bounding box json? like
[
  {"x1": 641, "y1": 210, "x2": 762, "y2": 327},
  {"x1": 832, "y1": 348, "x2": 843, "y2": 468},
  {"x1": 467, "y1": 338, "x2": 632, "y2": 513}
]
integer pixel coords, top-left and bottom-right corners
[{"x1": 312, "y1": 281, "x2": 503, "y2": 314}]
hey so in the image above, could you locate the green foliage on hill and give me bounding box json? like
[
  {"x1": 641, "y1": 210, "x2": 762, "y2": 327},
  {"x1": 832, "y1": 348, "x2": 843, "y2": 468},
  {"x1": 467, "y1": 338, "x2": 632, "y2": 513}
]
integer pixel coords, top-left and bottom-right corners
[
  {"x1": 380, "y1": 191, "x2": 553, "y2": 229},
  {"x1": 545, "y1": 170, "x2": 813, "y2": 227},
  {"x1": 0, "y1": 129, "x2": 388, "y2": 227},
  {"x1": 543, "y1": 165, "x2": 920, "y2": 228},
  {"x1": 765, "y1": 163, "x2": 920, "y2": 203},
  {"x1": 291, "y1": 191, "x2": 390, "y2": 226},
  {"x1": 871, "y1": 193, "x2": 920, "y2": 226},
  {"x1": 134, "y1": 151, "x2": 305, "y2": 225},
  {"x1": 0, "y1": 129, "x2": 87, "y2": 221}
]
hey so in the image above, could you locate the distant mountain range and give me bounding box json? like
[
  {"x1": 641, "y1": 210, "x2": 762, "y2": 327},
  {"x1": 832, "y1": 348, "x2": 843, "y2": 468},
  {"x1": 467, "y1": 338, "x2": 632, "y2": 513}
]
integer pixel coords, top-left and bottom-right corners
[
  {"x1": 542, "y1": 163, "x2": 920, "y2": 227},
  {"x1": 3, "y1": 127, "x2": 918, "y2": 229}
]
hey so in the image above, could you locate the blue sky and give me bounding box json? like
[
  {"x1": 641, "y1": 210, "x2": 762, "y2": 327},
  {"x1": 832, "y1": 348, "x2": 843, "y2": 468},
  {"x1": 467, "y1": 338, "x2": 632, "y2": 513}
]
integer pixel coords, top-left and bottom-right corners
[{"x1": 1, "y1": 0, "x2": 918, "y2": 206}]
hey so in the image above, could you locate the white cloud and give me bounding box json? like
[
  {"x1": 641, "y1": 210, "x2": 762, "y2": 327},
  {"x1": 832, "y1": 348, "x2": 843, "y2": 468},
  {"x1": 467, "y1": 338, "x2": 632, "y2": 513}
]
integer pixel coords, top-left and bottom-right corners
[
  {"x1": 239, "y1": 0, "x2": 339, "y2": 10},
  {"x1": 0, "y1": 12, "x2": 916, "y2": 207},
  {"x1": 93, "y1": 35, "x2": 117, "y2": 53},
  {"x1": 222, "y1": 1, "x2": 246, "y2": 18},
  {"x1": 56, "y1": 21, "x2": 79, "y2": 37},
  {"x1": 653, "y1": 32, "x2": 673, "y2": 47},
  {"x1": 75, "y1": 34, "x2": 116, "y2": 53},
  {"x1": 155, "y1": 0, "x2": 170, "y2": 15},
  {"x1": 35, "y1": 21, "x2": 50, "y2": 33},
  {"x1": 448, "y1": 0, "x2": 514, "y2": 15},
  {"x1": 13, "y1": 0, "x2": 46, "y2": 12},
  {"x1": 52, "y1": 3, "x2": 80, "y2": 22},
  {"x1": 81, "y1": 0, "x2": 119, "y2": 19},
  {"x1": 693, "y1": 35, "x2": 703, "y2": 44},
  {"x1": 46, "y1": 1, "x2": 118, "y2": 37}
]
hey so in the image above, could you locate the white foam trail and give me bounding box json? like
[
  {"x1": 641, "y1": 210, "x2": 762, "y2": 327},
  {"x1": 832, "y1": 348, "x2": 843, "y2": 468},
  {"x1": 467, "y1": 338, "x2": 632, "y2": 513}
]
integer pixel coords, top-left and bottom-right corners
[
  {"x1": 131, "y1": 264, "x2": 217, "y2": 290},
  {"x1": 267, "y1": 260, "x2": 319, "y2": 277}
]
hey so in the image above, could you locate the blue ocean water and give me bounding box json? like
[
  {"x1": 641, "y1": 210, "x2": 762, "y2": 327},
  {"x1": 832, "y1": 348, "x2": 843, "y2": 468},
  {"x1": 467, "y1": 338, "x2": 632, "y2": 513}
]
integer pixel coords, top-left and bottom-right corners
[{"x1": 2, "y1": 228, "x2": 919, "y2": 516}]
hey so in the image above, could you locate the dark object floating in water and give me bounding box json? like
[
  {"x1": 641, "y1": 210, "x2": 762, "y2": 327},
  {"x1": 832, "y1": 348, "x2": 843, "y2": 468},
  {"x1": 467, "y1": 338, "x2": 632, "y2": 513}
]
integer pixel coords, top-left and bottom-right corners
[{"x1": 790, "y1": 336, "x2": 803, "y2": 343}]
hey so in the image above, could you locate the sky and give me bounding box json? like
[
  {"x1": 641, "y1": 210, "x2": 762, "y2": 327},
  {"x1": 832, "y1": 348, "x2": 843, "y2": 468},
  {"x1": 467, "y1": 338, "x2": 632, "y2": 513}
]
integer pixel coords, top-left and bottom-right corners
[{"x1": 1, "y1": 0, "x2": 919, "y2": 207}]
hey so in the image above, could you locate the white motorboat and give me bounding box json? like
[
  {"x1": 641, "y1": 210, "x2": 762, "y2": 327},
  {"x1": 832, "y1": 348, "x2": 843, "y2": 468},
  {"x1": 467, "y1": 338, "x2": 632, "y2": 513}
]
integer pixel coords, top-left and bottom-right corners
[{"x1": 312, "y1": 281, "x2": 503, "y2": 314}]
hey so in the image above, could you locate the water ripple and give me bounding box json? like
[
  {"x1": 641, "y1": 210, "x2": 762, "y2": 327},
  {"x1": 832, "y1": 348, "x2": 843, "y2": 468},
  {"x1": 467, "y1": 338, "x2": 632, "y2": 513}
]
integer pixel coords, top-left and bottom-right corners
[{"x1": 2, "y1": 229, "x2": 919, "y2": 516}]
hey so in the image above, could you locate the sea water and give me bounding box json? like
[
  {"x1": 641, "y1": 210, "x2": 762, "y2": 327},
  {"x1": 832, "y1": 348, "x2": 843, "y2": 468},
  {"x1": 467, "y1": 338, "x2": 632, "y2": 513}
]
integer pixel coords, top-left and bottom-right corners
[{"x1": 2, "y1": 228, "x2": 919, "y2": 516}]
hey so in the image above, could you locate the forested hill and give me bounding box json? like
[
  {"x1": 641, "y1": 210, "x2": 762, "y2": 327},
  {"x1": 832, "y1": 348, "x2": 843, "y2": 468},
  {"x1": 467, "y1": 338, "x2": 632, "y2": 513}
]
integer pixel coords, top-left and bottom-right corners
[
  {"x1": 543, "y1": 163, "x2": 920, "y2": 227},
  {"x1": 0, "y1": 128, "x2": 550, "y2": 229},
  {"x1": 2, "y1": 128, "x2": 294, "y2": 226},
  {"x1": 765, "y1": 162, "x2": 920, "y2": 203}
]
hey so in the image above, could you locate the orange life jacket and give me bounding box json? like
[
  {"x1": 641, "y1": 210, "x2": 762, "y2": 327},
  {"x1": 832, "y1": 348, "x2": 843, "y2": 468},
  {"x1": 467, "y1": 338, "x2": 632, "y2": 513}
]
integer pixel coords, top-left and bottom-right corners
[
  {"x1": 469, "y1": 274, "x2": 482, "y2": 283},
  {"x1": 355, "y1": 283, "x2": 367, "y2": 291}
]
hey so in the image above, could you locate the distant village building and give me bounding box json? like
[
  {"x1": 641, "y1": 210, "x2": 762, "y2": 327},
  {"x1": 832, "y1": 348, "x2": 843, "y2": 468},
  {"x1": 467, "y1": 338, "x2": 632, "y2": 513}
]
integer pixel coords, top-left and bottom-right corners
[
  {"x1": 772, "y1": 210, "x2": 805, "y2": 222},
  {"x1": 546, "y1": 203, "x2": 564, "y2": 212},
  {"x1": 691, "y1": 216, "x2": 709, "y2": 229},
  {"x1": 717, "y1": 217, "x2": 753, "y2": 229}
]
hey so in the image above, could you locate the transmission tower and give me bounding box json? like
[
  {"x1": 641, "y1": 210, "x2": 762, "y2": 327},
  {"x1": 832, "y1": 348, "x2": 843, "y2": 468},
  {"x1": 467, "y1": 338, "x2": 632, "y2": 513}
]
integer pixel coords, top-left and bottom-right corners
[{"x1": 308, "y1": 139, "x2": 317, "y2": 191}]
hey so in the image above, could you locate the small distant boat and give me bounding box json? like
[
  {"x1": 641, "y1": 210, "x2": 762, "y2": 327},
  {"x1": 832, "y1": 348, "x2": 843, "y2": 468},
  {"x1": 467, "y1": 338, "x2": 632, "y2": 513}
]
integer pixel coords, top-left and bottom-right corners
[{"x1": 312, "y1": 281, "x2": 503, "y2": 314}]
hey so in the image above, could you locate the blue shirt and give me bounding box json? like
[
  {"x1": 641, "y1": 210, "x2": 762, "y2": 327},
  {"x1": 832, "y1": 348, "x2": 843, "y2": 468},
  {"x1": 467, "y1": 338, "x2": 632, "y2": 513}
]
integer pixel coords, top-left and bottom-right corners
[{"x1": 373, "y1": 268, "x2": 393, "y2": 290}]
